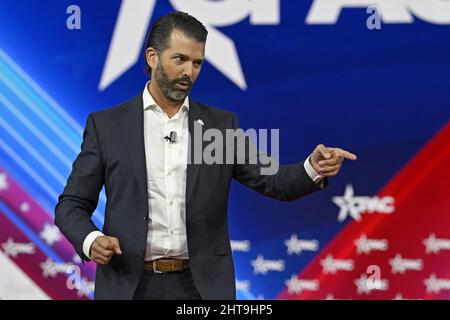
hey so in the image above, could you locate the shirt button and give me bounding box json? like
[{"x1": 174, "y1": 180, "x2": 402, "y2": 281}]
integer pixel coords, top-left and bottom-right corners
[{"x1": 169, "y1": 200, "x2": 174, "y2": 206}]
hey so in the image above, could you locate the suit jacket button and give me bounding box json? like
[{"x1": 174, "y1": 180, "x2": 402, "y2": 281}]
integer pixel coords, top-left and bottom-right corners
[{"x1": 143, "y1": 216, "x2": 148, "y2": 221}]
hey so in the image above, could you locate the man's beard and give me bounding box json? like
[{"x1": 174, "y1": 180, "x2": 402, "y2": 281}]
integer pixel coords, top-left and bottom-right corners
[{"x1": 154, "y1": 61, "x2": 193, "y2": 103}]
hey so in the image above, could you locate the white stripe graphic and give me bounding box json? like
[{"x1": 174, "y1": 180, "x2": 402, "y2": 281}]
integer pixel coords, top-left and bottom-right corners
[
  {"x1": 0, "y1": 50, "x2": 107, "y2": 213},
  {"x1": 0, "y1": 49, "x2": 83, "y2": 134},
  {"x1": 0, "y1": 116, "x2": 67, "y2": 185},
  {"x1": 0, "y1": 73, "x2": 80, "y2": 153},
  {"x1": 0, "y1": 138, "x2": 104, "y2": 226},
  {"x1": 0, "y1": 137, "x2": 60, "y2": 201},
  {"x1": 0, "y1": 93, "x2": 73, "y2": 167},
  {"x1": 0, "y1": 250, "x2": 50, "y2": 300}
]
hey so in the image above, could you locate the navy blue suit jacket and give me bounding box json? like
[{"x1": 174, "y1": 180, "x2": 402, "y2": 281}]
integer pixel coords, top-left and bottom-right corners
[{"x1": 55, "y1": 94, "x2": 326, "y2": 299}]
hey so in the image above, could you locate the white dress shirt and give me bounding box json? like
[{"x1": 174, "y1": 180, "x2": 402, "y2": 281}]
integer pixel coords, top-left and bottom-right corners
[
  {"x1": 142, "y1": 83, "x2": 190, "y2": 260},
  {"x1": 82, "y1": 83, "x2": 323, "y2": 260}
]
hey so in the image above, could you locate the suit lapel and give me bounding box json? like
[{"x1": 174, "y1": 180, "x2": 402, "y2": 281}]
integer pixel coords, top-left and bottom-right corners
[
  {"x1": 119, "y1": 95, "x2": 148, "y2": 196},
  {"x1": 186, "y1": 99, "x2": 204, "y2": 207},
  {"x1": 118, "y1": 95, "x2": 204, "y2": 206}
]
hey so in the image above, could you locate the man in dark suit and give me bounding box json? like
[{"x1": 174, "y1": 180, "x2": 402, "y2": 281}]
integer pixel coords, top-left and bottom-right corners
[{"x1": 55, "y1": 11, "x2": 357, "y2": 300}]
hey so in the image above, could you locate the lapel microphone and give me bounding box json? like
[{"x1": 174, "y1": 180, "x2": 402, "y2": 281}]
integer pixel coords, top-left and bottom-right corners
[{"x1": 164, "y1": 131, "x2": 177, "y2": 143}]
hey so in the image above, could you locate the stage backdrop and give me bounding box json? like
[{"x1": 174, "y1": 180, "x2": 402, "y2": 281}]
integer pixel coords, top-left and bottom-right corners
[{"x1": 0, "y1": 0, "x2": 449, "y2": 300}]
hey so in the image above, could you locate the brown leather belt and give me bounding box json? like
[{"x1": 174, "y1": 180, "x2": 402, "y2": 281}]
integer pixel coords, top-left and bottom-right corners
[{"x1": 144, "y1": 259, "x2": 189, "y2": 273}]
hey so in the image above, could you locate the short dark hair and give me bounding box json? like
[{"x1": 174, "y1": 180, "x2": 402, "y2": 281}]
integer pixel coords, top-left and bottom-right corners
[{"x1": 144, "y1": 11, "x2": 208, "y2": 75}]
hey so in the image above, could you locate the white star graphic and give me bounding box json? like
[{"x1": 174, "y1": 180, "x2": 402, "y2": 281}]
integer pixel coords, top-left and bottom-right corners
[
  {"x1": 389, "y1": 254, "x2": 405, "y2": 274},
  {"x1": 320, "y1": 255, "x2": 336, "y2": 274},
  {"x1": 354, "y1": 234, "x2": 369, "y2": 254},
  {"x1": 251, "y1": 255, "x2": 268, "y2": 275},
  {"x1": 354, "y1": 274, "x2": 371, "y2": 295},
  {"x1": 99, "y1": 0, "x2": 264, "y2": 91},
  {"x1": 39, "y1": 223, "x2": 62, "y2": 246},
  {"x1": 332, "y1": 184, "x2": 362, "y2": 221},
  {"x1": 424, "y1": 234, "x2": 439, "y2": 254},
  {"x1": 40, "y1": 258, "x2": 59, "y2": 278},
  {"x1": 424, "y1": 274, "x2": 440, "y2": 294},
  {"x1": 285, "y1": 275, "x2": 303, "y2": 295}
]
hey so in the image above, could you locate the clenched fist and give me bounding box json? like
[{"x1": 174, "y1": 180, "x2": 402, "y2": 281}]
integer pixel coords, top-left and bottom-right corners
[{"x1": 90, "y1": 236, "x2": 122, "y2": 265}]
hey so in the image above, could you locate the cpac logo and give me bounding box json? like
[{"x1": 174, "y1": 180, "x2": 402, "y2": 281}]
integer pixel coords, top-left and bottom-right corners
[
  {"x1": 1, "y1": 238, "x2": 35, "y2": 258},
  {"x1": 285, "y1": 275, "x2": 319, "y2": 295},
  {"x1": 100, "y1": 1, "x2": 450, "y2": 91},
  {"x1": 40, "y1": 258, "x2": 76, "y2": 278},
  {"x1": 423, "y1": 233, "x2": 450, "y2": 254},
  {"x1": 251, "y1": 255, "x2": 285, "y2": 275},
  {"x1": 424, "y1": 274, "x2": 450, "y2": 294},
  {"x1": 284, "y1": 234, "x2": 319, "y2": 255},
  {"x1": 332, "y1": 184, "x2": 395, "y2": 222},
  {"x1": 320, "y1": 254, "x2": 354, "y2": 274},
  {"x1": 354, "y1": 234, "x2": 389, "y2": 255},
  {"x1": 389, "y1": 254, "x2": 423, "y2": 274}
]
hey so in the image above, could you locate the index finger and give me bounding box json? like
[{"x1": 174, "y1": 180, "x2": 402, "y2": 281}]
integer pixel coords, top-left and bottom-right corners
[
  {"x1": 109, "y1": 237, "x2": 122, "y2": 255},
  {"x1": 333, "y1": 148, "x2": 357, "y2": 161}
]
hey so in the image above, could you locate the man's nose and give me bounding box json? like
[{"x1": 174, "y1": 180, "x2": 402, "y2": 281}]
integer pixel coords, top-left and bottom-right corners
[{"x1": 182, "y1": 63, "x2": 194, "y2": 79}]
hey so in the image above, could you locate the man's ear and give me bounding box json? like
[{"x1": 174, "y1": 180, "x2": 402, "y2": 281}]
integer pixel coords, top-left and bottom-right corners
[{"x1": 146, "y1": 47, "x2": 158, "y2": 71}]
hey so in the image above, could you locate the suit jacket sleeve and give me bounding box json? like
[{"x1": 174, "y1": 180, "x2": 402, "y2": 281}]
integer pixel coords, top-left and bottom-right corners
[
  {"x1": 231, "y1": 113, "x2": 327, "y2": 201},
  {"x1": 54, "y1": 113, "x2": 104, "y2": 261}
]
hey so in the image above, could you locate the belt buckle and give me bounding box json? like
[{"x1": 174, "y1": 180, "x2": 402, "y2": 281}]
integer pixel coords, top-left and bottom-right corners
[{"x1": 152, "y1": 261, "x2": 163, "y2": 274}]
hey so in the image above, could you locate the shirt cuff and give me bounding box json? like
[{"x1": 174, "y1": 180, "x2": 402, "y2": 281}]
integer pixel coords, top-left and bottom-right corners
[
  {"x1": 304, "y1": 155, "x2": 324, "y2": 183},
  {"x1": 82, "y1": 231, "x2": 104, "y2": 259}
]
